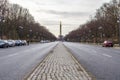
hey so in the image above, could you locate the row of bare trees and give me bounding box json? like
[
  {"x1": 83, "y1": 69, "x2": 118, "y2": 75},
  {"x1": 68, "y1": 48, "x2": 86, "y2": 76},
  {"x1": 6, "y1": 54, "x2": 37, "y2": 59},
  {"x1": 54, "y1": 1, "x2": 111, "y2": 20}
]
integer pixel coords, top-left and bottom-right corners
[
  {"x1": 65, "y1": 0, "x2": 119, "y2": 43},
  {"x1": 0, "y1": 0, "x2": 56, "y2": 41}
]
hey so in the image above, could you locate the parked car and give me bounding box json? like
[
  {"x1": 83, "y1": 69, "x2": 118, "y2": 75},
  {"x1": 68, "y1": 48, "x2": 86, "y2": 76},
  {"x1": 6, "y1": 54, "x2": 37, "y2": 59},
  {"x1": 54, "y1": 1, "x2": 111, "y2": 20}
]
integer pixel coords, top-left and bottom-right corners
[
  {"x1": 15, "y1": 40, "x2": 22, "y2": 46},
  {"x1": 21, "y1": 40, "x2": 27, "y2": 45},
  {"x1": 0, "y1": 40, "x2": 9, "y2": 48},
  {"x1": 40, "y1": 40, "x2": 50, "y2": 43},
  {"x1": 7, "y1": 40, "x2": 15, "y2": 47},
  {"x1": 102, "y1": 40, "x2": 114, "y2": 47}
]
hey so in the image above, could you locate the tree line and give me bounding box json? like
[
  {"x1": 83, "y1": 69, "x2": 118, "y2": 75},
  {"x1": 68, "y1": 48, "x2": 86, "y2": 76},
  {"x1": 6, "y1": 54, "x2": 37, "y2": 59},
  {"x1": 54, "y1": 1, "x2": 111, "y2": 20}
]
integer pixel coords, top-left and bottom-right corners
[
  {"x1": 0, "y1": 0, "x2": 56, "y2": 41},
  {"x1": 65, "y1": 0, "x2": 119, "y2": 43}
]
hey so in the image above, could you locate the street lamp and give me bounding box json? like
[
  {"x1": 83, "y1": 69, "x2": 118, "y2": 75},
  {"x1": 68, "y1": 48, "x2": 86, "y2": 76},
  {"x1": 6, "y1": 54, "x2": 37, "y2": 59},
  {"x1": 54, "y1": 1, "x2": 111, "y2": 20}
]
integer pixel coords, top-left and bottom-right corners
[
  {"x1": 29, "y1": 29, "x2": 32, "y2": 41},
  {"x1": 18, "y1": 26, "x2": 23, "y2": 39},
  {"x1": 98, "y1": 26, "x2": 103, "y2": 43},
  {"x1": 88, "y1": 30, "x2": 91, "y2": 42},
  {"x1": 92, "y1": 35, "x2": 94, "y2": 43},
  {"x1": 36, "y1": 32, "x2": 38, "y2": 40},
  {"x1": 118, "y1": 0, "x2": 120, "y2": 46}
]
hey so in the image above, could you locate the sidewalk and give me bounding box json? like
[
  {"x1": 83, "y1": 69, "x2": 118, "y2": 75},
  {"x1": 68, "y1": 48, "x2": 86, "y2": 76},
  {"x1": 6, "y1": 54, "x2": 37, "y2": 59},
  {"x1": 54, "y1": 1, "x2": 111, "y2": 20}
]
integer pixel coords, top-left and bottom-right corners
[{"x1": 25, "y1": 43, "x2": 92, "y2": 80}]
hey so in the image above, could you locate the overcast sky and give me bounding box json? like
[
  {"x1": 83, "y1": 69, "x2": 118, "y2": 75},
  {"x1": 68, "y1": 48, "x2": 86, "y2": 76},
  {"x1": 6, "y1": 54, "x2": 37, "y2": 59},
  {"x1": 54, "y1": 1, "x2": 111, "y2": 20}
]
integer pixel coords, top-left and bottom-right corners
[{"x1": 9, "y1": 0, "x2": 111, "y2": 37}]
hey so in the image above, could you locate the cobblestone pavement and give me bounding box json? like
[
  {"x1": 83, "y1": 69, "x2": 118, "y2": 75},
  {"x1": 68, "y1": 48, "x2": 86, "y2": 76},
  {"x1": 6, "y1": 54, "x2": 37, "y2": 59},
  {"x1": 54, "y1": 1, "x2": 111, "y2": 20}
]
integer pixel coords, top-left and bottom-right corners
[{"x1": 26, "y1": 43, "x2": 92, "y2": 80}]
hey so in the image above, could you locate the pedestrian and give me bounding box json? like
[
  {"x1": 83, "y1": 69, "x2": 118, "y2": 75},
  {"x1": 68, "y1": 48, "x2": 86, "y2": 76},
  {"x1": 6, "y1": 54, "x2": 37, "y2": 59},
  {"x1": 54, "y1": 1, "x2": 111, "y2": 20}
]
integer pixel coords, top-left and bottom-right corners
[{"x1": 27, "y1": 40, "x2": 29, "y2": 45}]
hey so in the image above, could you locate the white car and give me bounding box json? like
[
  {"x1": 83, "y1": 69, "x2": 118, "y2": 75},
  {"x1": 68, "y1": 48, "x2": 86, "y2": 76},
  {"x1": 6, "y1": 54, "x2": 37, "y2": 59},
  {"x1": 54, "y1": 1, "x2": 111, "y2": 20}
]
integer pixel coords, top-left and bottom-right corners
[{"x1": 7, "y1": 40, "x2": 15, "y2": 47}]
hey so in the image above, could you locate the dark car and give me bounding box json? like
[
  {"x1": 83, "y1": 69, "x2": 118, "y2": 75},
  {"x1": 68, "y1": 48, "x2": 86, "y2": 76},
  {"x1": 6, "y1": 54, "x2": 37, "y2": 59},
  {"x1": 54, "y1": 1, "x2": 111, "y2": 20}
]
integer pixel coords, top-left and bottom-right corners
[
  {"x1": 102, "y1": 40, "x2": 114, "y2": 47},
  {"x1": 0, "y1": 40, "x2": 9, "y2": 48},
  {"x1": 15, "y1": 40, "x2": 22, "y2": 46}
]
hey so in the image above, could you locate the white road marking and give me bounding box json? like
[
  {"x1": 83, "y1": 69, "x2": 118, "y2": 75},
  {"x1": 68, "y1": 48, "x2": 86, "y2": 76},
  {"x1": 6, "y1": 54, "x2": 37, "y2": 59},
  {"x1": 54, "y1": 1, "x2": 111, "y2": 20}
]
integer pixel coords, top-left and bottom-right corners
[
  {"x1": 7, "y1": 53, "x2": 18, "y2": 57},
  {"x1": 102, "y1": 54, "x2": 112, "y2": 58}
]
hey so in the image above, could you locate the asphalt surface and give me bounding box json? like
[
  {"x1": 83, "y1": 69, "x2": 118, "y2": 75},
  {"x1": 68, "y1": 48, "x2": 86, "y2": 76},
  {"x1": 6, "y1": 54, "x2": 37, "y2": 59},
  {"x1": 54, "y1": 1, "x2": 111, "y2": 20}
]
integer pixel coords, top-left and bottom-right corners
[
  {"x1": 0, "y1": 42, "x2": 58, "y2": 80},
  {"x1": 63, "y1": 42, "x2": 120, "y2": 80}
]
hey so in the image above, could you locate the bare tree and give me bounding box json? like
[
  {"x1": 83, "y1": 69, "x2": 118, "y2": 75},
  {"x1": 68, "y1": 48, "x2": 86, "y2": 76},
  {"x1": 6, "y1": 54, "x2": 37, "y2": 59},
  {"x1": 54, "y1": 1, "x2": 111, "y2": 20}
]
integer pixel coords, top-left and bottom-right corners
[{"x1": 65, "y1": 0, "x2": 119, "y2": 43}]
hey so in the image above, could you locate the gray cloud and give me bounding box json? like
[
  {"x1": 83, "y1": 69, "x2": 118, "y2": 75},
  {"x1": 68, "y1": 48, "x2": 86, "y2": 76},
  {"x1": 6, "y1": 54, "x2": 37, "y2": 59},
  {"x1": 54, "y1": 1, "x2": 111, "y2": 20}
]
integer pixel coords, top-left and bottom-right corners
[
  {"x1": 37, "y1": 9, "x2": 89, "y2": 18},
  {"x1": 41, "y1": 20, "x2": 79, "y2": 26}
]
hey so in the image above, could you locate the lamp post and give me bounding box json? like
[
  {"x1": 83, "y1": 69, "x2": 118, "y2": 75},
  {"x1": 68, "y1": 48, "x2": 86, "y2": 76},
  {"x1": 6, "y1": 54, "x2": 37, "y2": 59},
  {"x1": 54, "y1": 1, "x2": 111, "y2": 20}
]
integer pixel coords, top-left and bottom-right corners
[
  {"x1": 89, "y1": 30, "x2": 91, "y2": 43},
  {"x1": 29, "y1": 29, "x2": 32, "y2": 42},
  {"x1": 92, "y1": 35, "x2": 95, "y2": 43},
  {"x1": 118, "y1": 0, "x2": 120, "y2": 46},
  {"x1": 98, "y1": 26, "x2": 103, "y2": 43},
  {"x1": 18, "y1": 26, "x2": 23, "y2": 39},
  {"x1": 36, "y1": 32, "x2": 38, "y2": 40}
]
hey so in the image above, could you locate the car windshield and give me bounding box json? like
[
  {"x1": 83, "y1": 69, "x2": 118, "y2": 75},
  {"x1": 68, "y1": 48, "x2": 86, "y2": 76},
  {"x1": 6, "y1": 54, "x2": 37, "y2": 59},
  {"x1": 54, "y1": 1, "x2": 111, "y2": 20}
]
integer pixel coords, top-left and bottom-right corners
[
  {"x1": 104, "y1": 41, "x2": 112, "y2": 43},
  {"x1": 107, "y1": 41, "x2": 112, "y2": 43},
  {"x1": 0, "y1": 0, "x2": 120, "y2": 80}
]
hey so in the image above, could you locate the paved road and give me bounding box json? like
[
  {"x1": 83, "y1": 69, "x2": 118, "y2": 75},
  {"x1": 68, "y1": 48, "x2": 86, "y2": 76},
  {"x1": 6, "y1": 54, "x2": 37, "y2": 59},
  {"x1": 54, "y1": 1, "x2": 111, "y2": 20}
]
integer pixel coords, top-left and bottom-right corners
[
  {"x1": 63, "y1": 42, "x2": 120, "y2": 80},
  {"x1": 0, "y1": 42, "x2": 58, "y2": 80}
]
